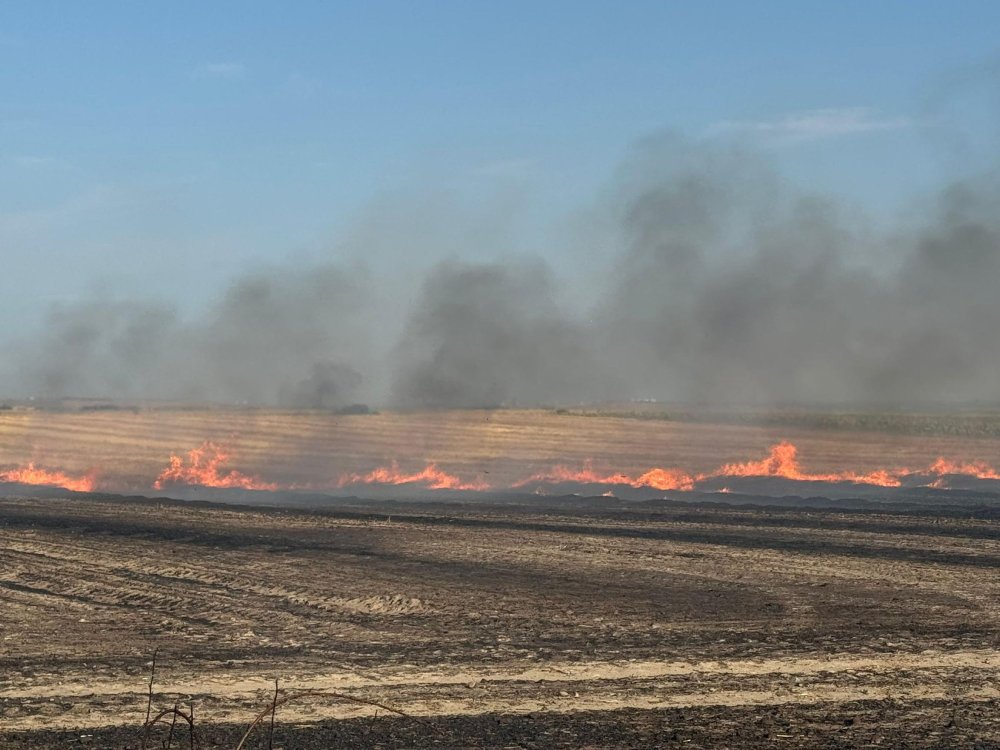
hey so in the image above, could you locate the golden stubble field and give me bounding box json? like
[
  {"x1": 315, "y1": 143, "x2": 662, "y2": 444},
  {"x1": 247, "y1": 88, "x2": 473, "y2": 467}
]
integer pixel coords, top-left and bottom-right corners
[{"x1": 4, "y1": 407, "x2": 1000, "y2": 492}]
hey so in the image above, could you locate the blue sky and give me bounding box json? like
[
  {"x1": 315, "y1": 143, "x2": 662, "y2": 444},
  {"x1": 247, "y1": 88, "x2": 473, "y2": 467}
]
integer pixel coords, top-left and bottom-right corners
[{"x1": 3, "y1": 1, "x2": 999, "y2": 338}]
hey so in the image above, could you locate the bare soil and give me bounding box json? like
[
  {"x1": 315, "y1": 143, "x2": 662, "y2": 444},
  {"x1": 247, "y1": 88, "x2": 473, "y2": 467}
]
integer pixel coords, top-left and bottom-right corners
[{"x1": 1, "y1": 493, "x2": 998, "y2": 748}]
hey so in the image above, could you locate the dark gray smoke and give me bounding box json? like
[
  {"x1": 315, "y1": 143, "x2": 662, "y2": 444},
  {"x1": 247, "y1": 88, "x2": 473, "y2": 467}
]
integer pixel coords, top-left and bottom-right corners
[
  {"x1": 877, "y1": 178, "x2": 1000, "y2": 402},
  {"x1": 5, "y1": 133, "x2": 1000, "y2": 408},
  {"x1": 8, "y1": 264, "x2": 372, "y2": 407},
  {"x1": 599, "y1": 135, "x2": 1000, "y2": 405},
  {"x1": 390, "y1": 259, "x2": 610, "y2": 408}
]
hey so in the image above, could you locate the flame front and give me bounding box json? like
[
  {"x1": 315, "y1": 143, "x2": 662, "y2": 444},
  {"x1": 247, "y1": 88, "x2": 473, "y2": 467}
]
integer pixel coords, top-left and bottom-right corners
[
  {"x1": 517, "y1": 461, "x2": 695, "y2": 491},
  {"x1": 925, "y1": 457, "x2": 1000, "y2": 481},
  {"x1": 715, "y1": 441, "x2": 903, "y2": 487},
  {"x1": 517, "y1": 461, "x2": 634, "y2": 488},
  {"x1": 153, "y1": 441, "x2": 1000, "y2": 495},
  {"x1": 633, "y1": 467, "x2": 697, "y2": 491},
  {"x1": 338, "y1": 461, "x2": 488, "y2": 491},
  {"x1": 710, "y1": 442, "x2": 1000, "y2": 489},
  {"x1": 0, "y1": 464, "x2": 96, "y2": 492},
  {"x1": 514, "y1": 441, "x2": 1000, "y2": 494},
  {"x1": 153, "y1": 442, "x2": 277, "y2": 491},
  {"x1": 8, "y1": 437, "x2": 998, "y2": 499}
]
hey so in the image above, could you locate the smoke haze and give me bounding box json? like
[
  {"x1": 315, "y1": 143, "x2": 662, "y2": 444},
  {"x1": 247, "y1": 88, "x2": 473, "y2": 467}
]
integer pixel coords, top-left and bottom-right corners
[{"x1": 5, "y1": 133, "x2": 1000, "y2": 409}]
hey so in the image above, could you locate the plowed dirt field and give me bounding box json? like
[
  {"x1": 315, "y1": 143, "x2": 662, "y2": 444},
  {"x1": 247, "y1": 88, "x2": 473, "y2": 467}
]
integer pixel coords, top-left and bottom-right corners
[{"x1": 1, "y1": 493, "x2": 998, "y2": 748}]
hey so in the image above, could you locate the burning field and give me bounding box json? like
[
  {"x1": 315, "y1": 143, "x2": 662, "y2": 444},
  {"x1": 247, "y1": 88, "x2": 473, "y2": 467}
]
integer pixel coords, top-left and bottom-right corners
[
  {"x1": 1, "y1": 406, "x2": 1000, "y2": 748},
  {"x1": 6, "y1": 406, "x2": 1000, "y2": 501},
  {"x1": 8, "y1": 5, "x2": 1000, "y2": 747}
]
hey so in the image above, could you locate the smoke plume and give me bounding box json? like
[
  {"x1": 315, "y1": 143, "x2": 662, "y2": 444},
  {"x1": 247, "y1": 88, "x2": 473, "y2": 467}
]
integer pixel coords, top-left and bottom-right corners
[
  {"x1": 391, "y1": 259, "x2": 605, "y2": 408},
  {"x1": 5, "y1": 133, "x2": 1000, "y2": 408},
  {"x1": 8, "y1": 264, "x2": 372, "y2": 407}
]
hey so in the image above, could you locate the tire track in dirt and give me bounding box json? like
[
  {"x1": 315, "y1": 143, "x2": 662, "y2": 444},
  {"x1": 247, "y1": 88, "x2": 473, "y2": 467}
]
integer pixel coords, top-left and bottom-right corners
[
  {"x1": 3, "y1": 495, "x2": 999, "y2": 740},
  {"x1": 3, "y1": 650, "x2": 999, "y2": 730},
  {"x1": 0, "y1": 523, "x2": 435, "y2": 663}
]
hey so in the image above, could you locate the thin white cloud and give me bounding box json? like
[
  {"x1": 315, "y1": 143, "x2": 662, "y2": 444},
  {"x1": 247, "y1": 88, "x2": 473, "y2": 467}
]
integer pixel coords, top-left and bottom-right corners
[
  {"x1": 193, "y1": 62, "x2": 246, "y2": 80},
  {"x1": 711, "y1": 107, "x2": 912, "y2": 142}
]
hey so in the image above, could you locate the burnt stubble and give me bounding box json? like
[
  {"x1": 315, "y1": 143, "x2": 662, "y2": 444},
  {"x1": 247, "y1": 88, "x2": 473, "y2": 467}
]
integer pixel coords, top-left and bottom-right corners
[{"x1": 1, "y1": 492, "x2": 998, "y2": 748}]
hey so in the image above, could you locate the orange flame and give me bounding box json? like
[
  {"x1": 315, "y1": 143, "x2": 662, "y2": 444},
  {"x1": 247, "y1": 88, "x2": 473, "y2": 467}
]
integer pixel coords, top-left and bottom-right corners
[
  {"x1": 0, "y1": 464, "x2": 96, "y2": 492},
  {"x1": 16, "y1": 437, "x2": 992, "y2": 499},
  {"x1": 515, "y1": 442, "x2": 1000, "y2": 494},
  {"x1": 715, "y1": 441, "x2": 902, "y2": 487},
  {"x1": 633, "y1": 467, "x2": 697, "y2": 491},
  {"x1": 711, "y1": 443, "x2": 1000, "y2": 489},
  {"x1": 516, "y1": 461, "x2": 634, "y2": 488},
  {"x1": 153, "y1": 442, "x2": 277, "y2": 491},
  {"x1": 922, "y1": 457, "x2": 1000, "y2": 488},
  {"x1": 516, "y1": 461, "x2": 695, "y2": 491},
  {"x1": 925, "y1": 457, "x2": 1000, "y2": 481},
  {"x1": 337, "y1": 462, "x2": 488, "y2": 491}
]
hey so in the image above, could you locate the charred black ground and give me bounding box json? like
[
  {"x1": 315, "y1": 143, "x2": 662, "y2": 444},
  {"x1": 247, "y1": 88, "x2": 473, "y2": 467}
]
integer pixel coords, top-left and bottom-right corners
[{"x1": 1, "y1": 490, "x2": 998, "y2": 748}]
